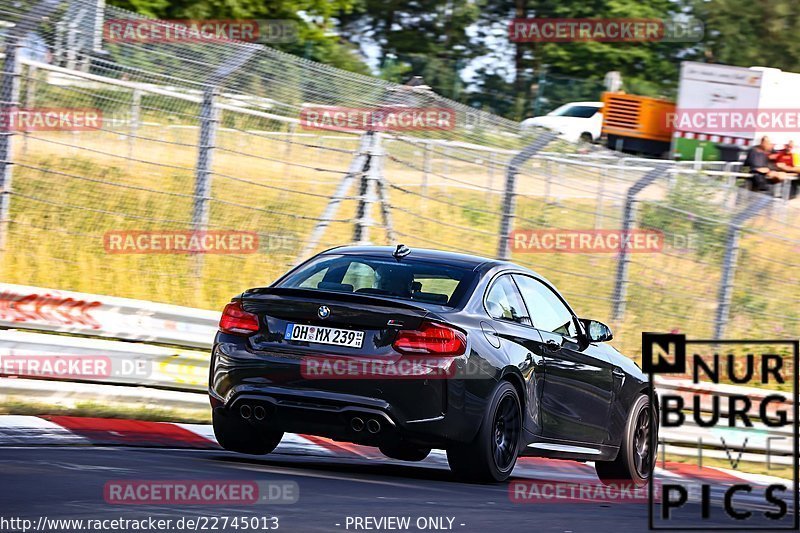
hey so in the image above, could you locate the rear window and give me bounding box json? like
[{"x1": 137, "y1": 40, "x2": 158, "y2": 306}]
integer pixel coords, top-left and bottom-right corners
[{"x1": 276, "y1": 255, "x2": 474, "y2": 306}]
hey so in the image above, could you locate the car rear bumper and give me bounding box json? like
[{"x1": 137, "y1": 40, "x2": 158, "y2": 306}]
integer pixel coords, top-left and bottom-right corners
[{"x1": 209, "y1": 337, "x2": 487, "y2": 447}]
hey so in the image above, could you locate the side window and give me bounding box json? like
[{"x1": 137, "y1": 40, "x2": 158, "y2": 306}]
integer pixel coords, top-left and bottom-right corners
[
  {"x1": 513, "y1": 275, "x2": 577, "y2": 337},
  {"x1": 340, "y1": 262, "x2": 377, "y2": 291},
  {"x1": 299, "y1": 267, "x2": 328, "y2": 288},
  {"x1": 485, "y1": 275, "x2": 530, "y2": 325}
]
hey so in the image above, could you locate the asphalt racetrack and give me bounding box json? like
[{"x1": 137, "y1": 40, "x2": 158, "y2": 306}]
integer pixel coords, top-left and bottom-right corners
[{"x1": 1, "y1": 442, "x2": 792, "y2": 533}]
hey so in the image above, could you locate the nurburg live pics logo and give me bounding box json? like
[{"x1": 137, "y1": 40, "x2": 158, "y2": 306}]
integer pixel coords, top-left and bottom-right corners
[{"x1": 643, "y1": 332, "x2": 799, "y2": 530}]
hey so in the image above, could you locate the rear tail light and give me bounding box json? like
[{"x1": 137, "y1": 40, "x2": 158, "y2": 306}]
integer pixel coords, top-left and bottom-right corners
[
  {"x1": 393, "y1": 321, "x2": 467, "y2": 356},
  {"x1": 219, "y1": 301, "x2": 259, "y2": 335}
]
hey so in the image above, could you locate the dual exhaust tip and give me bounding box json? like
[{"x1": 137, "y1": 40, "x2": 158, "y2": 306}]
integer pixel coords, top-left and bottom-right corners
[
  {"x1": 240, "y1": 404, "x2": 381, "y2": 434},
  {"x1": 239, "y1": 404, "x2": 266, "y2": 421},
  {"x1": 351, "y1": 416, "x2": 381, "y2": 434}
]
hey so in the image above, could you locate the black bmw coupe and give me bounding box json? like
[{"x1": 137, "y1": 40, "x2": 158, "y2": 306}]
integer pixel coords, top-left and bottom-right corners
[{"x1": 209, "y1": 245, "x2": 656, "y2": 484}]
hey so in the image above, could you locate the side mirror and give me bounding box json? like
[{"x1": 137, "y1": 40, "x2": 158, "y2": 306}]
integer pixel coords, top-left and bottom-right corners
[{"x1": 580, "y1": 319, "x2": 613, "y2": 343}]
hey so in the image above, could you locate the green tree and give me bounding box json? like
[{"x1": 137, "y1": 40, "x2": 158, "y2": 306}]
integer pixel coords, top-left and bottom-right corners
[
  {"x1": 338, "y1": 0, "x2": 485, "y2": 99},
  {"x1": 693, "y1": 0, "x2": 800, "y2": 72},
  {"x1": 107, "y1": 0, "x2": 370, "y2": 73},
  {"x1": 471, "y1": 0, "x2": 691, "y2": 119}
]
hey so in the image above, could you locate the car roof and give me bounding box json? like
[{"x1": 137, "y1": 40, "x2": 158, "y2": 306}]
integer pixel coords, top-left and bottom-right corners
[{"x1": 322, "y1": 245, "x2": 511, "y2": 271}]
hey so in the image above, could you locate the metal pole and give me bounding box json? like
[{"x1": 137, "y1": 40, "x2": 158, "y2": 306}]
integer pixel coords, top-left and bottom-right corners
[
  {"x1": 0, "y1": 0, "x2": 60, "y2": 252},
  {"x1": 192, "y1": 86, "x2": 220, "y2": 232},
  {"x1": 21, "y1": 63, "x2": 36, "y2": 156},
  {"x1": 496, "y1": 132, "x2": 557, "y2": 260},
  {"x1": 543, "y1": 157, "x2": 552, "y2": 204},
  {"x1": 128, "y1": 88, "x2": 141, "y2": 160},
  {"x1": 372, "y1": 134, "x2": 395, "y2": 243},
  {"x1": 422, "y1": 141, "x2": 431, "y2": 196},
  {"x1": 191, "y1": 86, "x2": 220, "y2": 280},
  {"x1": 611, "y1": 164, "x2": 670, "y2": 321},
  {"x1": 354, "y1": 132, "x2": 380, "y2": 244},
  {"x1": 0, "y1": 35, "x2": 21, "y2": 252},
  {"x1": 595, "y1": 166, "x2": 606, "y2": 229},
  {"x1": 714, "y1": 194, "x2": 771, "y2": 338},
  {"x1": 486, "y1": 151, "x2": 495, "y2": 202}
]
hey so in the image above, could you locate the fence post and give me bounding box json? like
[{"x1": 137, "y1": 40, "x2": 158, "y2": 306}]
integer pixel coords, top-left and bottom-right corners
[
  {"x1": 372, "y1": 135, "x2": 395, "y2": 243},
  {"x1": 595, "y1": 165, "x2": 606, "y2": 229},
  {"x1": 543, "y1": 157, "x2": 552, "y2": 204},
  {"x1": 354, "y1": 133, "x2": 381, "y2": 244},
  {"x1": 611, "y1": 163, "x2": 670, "y2": 321},
  {"x1": 128, "y1": 88, "x2": 141, "y2": 160},
  {"x1": 486, "y1": 151, "x2": 495, "y2": 201},
  {"x1": 0, "y1": 34, "x2": 21, "y2": 252},
  {"x1": 496, "y1": 132, "x2": 556, "y2": 260},
  {"x1": 713, "y1": 194, "x2": 771, "y2": 339},
  {"x1": 422, "y1": 141, "x2": 431, "y2": 196},
  {"x1": 192, "y1": 86, "x2": 220, "y2": 235},
  {"x1": 21, "y1": 63, "x2": 37, "y2": 156},
  {"x1": 0, "y1": 0, "x2": 61, "y2": 252}
]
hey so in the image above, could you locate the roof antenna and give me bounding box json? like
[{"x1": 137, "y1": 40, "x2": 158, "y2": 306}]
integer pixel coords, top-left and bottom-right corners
[{"x1": 393, "y1": 244, "x2": 411, "y2": 260}]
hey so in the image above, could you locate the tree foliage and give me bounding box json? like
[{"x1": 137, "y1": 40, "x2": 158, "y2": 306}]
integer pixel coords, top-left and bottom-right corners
[{"x1": 108, "y1": 0, "x2": 797, "y2": 120}]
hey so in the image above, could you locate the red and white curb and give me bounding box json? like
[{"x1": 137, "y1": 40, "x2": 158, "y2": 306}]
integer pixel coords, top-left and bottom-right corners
[{"x1": 0, "y1": 415, "x2": 789, "y2": 489}]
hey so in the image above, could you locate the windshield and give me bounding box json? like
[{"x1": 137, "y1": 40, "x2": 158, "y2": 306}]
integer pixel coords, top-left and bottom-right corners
[
  {"x1": 549, "y1": 104, "x2": 601, "y2": 118},
  {"x1": 276, "y1": 255, "x2": 475, "y2": 306}
]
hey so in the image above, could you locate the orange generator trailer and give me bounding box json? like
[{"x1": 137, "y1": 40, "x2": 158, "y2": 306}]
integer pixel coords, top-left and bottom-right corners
[{"x1": 601, "y1": 92, "x2": 675, "y2": 157}]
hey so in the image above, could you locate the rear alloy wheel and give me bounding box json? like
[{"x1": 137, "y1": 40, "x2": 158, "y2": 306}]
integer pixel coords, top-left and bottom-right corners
[
  {"x1": 379, "y1": 443, "x2": 431, "y2": 462},
  {"x1": 213, "y1": 409, "x2": 283, "y2": 455},
  {"x1": 447, "y1": 381, "x2": 521, "y2": 483},
  {"x1": 595, "y1": 394, "x2": 654, "y2": 487}
]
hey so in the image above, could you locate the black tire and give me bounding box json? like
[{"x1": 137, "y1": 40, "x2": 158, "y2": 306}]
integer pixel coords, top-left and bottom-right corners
[
  {"x1": 447, "y1": 381, "x2": 521, "y2": 483},
  {"x1": 579, "y1": 132, "x2": 594, "y2": 144},
  {"x1": 595, "y1": 394, "x2": 654, "y2": 487},
  {"x1": 379, "y1": 442, "x2": 431, "y2": 462},
  {"x1": 212, "y1": 409, "x2": 283, "y2": 455}
]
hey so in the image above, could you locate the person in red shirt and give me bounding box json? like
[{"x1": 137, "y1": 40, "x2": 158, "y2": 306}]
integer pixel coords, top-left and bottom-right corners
[
  {"x1": 771, "y1": 140, "x2": 800, "y2": 170},
  {"x1": 769, "y1": 140, "x2": 799, "y2": 197}
]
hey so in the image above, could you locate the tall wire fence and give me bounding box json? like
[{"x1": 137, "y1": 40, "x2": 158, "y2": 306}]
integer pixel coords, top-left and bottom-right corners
[{"x1": 1, "y1": 0, "x2": 798, "y2": 360}]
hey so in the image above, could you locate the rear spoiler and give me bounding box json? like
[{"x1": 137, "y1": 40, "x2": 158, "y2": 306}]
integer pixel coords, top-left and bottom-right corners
[{"x1": 239, "y1": 287, "x2": 436, "y2": 312}]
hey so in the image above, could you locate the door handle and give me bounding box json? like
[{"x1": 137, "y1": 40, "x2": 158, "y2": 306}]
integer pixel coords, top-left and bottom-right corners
[{"x1": 612, "y1": 367, "x2": 625, "y2": 377}]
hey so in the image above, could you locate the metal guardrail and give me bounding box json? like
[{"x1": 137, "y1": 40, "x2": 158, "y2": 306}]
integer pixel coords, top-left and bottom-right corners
[{"x1": 0, "y1": 282, "x2": 219, "y2": 349}]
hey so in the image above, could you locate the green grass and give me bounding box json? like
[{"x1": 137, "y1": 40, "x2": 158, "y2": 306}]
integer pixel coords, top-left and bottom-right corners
[{"x1": 0, "y1": 398, "x2": 211, "y2": 424}]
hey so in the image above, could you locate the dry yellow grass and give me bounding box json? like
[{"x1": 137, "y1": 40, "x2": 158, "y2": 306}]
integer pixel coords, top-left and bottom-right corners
[{"x1": 2, "y1": 125, "x2": 799, "y2": 363}]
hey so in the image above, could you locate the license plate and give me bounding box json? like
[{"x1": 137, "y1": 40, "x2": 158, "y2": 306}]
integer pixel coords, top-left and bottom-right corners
[{"x1": 284, "y1": 323, "x2": 365, "y2": 348}]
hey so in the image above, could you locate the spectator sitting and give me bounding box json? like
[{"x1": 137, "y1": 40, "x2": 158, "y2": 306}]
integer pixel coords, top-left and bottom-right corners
[
  {"x1": 770, "y1": 140, "x2": 799, "y2": 198},
  {"x1": 743, "y1": 136, "x2": 789, "y2": 192}
]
